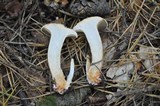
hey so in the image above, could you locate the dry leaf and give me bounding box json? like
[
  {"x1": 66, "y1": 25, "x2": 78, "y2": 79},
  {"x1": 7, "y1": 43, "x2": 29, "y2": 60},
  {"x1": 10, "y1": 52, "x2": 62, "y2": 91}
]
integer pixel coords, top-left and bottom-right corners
[
  {"x1": 55, "y1": 0, "x2": 68, "y2": 6},
  {"x1": 106, "y1": 63, "x2": 135, "y2": 105},
  {"x1": 5, "y1": 0, "x2": 23, "y2": 17},
  {"x1": 106, "y1": 55, "x2": 136, "y2": 87},
  {"x1": 44, "y1": 0, "x2": 68, "y2": 6},
  {"x1": 107, "y1": 62, "x2": 134, "y2": 79},
  {"x1": 31, "y1": 31, "x2": 49, "y2": 46},
  {"x1": 138, "y1": 46, "x2": 159, "y2": 71},
  {"x1": 155, "y1": 63, "x2": 160, "y2": 74}
]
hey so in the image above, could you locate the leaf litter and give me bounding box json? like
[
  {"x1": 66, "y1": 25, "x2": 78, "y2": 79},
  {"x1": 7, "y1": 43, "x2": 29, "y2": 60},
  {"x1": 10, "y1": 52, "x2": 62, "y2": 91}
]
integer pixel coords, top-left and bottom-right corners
[{"x1": 0, "y1": 0, "x2": 160, "y2": 105}]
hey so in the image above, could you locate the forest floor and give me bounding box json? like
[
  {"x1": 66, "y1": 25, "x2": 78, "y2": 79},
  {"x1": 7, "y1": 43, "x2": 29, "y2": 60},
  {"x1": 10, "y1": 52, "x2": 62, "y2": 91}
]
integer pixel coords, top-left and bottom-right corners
[{"x1": 0, "y1": 0, "x2": 160, "y2": 106}]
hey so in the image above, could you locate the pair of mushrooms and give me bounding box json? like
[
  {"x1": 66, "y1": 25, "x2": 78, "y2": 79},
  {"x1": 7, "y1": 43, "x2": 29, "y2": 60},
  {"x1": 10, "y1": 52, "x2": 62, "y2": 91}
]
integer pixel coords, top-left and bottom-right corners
[{"x1": 41, "y1": 16, "x2": 107, "y2": 94}]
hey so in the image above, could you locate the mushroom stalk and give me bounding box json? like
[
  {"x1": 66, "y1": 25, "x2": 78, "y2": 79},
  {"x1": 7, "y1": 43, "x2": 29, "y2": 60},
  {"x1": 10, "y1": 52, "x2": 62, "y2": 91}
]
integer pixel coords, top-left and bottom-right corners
[
  {"x1": 73, "y1": 16, "x2": 107, "y2": 85},
  {"x1": 41, "y1": 23, "x2": 77, "y2": 94}
]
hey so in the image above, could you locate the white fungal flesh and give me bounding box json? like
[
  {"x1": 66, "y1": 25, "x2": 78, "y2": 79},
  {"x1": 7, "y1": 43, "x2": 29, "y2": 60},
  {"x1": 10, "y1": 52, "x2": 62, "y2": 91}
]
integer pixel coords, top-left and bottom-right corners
[
  {"x1": 66, "y1": 58, "x2": 75, "y2": 89},
  {"x1": 41, "y1": 24, "x2": 77, "y2": 94},
  {"x1": 73, "y1": 16, "x2": 107, "y2": 84},
  {"x1": 86, "y1": 55, "x2": 91, "y2": 73}
]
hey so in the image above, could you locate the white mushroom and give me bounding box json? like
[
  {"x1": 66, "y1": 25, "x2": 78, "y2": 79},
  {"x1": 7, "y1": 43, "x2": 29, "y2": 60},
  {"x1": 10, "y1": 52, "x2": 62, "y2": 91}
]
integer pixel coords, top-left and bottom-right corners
[
  {"x1": 41, "y1": 23, "x2": 78, "y2": 94},
  {"x1": 73, "y1": 16, "x2": 107, "y2": 85}
]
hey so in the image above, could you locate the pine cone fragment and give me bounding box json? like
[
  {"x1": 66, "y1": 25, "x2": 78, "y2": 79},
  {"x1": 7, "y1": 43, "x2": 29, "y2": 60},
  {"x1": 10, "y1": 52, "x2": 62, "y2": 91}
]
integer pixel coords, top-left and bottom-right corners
[{"x1": 69, "y1": 0, "x2": 110, "y2": 17}]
